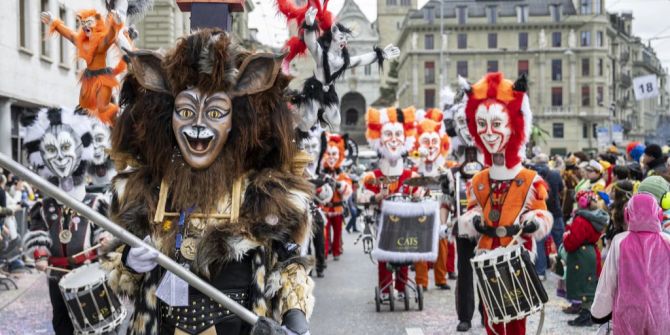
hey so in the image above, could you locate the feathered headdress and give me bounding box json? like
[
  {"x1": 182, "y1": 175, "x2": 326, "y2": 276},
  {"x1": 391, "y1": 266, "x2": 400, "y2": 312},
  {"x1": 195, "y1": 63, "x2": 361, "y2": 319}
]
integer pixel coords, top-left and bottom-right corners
[
  {"x1": 365, "y1": 106, "x2": 416, "y2": 152},
  {"x1": 462, "y1": 72, "x2": 531, "y2": 168}
]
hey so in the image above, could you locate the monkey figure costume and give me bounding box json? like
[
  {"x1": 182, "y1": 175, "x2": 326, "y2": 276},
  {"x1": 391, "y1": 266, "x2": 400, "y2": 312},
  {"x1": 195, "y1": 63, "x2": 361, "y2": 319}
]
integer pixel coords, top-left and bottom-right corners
[
  {"x1": 317, "y1": 133, "x2": 352, "y2": 260},
  {"x1": 458, "y1": 73, "x2": 553, "y2": 335},
  {"x1": 41, "y1": 8, "x2": 126, "y2": 124},
  {"x1": 22, "y1": 107, "x2": 110, "y2": 335},
  {"x1": 412, "y1": 108, "x2": 454, "y2": 291},
  {"x1": 359, "y1": 106, "x2": 419, "y2": 299},
  {"x1": 101, "y1": 30, "x2": 314, "y2": 335}
]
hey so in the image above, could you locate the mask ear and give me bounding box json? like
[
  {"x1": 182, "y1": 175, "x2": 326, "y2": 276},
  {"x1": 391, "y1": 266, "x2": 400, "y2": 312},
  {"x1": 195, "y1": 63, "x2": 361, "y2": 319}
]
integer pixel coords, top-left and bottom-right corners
[
  {"x1": 125, "y1": 49, "x2": 171, "y2": 94},
  {"x1": 332, "y1": 24, "x2": 340, "y2": 35},
  {"x1": 231, "y1": 53, "x2": 282, "y2": 97}
]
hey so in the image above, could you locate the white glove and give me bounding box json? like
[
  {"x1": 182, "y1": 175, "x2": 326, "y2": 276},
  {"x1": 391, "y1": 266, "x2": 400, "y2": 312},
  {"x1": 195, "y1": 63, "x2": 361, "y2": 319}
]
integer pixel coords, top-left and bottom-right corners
[
  {"x1": 40, "y1": 12, "x2": 53, "y2": 25},
  {"x1": 382, "y1": 44, "x2": 400, "y2": 60},
  {"x1": 439, "y1": 224, "x2": 449, "y2": 239},
  {"x1": 126, "y1": 236, "x2": 159, "y2": 273}
]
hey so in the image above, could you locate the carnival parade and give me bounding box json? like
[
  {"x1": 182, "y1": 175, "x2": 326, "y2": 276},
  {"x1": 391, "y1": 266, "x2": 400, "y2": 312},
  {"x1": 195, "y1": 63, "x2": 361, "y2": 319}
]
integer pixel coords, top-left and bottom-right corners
[{"x1": 1, "y1": 0, "x2": 670, "y2": 334}]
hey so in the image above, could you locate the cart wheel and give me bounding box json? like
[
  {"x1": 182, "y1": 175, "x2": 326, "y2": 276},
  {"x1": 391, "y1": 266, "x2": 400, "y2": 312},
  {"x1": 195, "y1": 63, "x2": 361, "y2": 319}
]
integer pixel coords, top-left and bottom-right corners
[
  {"x1": 404, "y1": 286, "x2": 410, "y2": 311},
  {"x1": 417, "y1": 285, "x2": 424, "y2": 311},
  {"x1": 389, "y1": 286, "x2": 395, "y2": 311},
  {"x1": 374, "y1": 287, "x2": 381, "y2": 313}
]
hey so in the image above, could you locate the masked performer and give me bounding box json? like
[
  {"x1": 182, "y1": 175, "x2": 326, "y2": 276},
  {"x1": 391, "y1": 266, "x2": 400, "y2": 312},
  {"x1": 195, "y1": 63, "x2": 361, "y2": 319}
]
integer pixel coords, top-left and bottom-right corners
[
  {"x1": 302, "y1": 126, "x2": 331, "y2": 277},
  {"x1": 317, "y1": 133, "x2": 353, "y2": 261},
  {"x1": 41, "y1": 8, "x2": 126, "y2": 124},
  {"x1": 277, "y1": 0, "x2": 400, "y2": 132},
  {"x1": 413, "y1": 108, "x2": 454, "y2": 290},
  {"x1": 104, "y1": 0, "x2": 153, "y2": 50},
  {"x1": 21, "y1": 107, "x2": 110, "y2": 335},
  {"x1": 87, "y1": 117, "x2": 116, "y2": 191},
  {"x1": 101, "y1": 29, "x2": 314, "y2": 335},
  {"x1": 359, "y1": 106, "x2": 418, "y2": 300},
  {"x1": 458, "y1": 73, "x2": 553, "y2": 335}
]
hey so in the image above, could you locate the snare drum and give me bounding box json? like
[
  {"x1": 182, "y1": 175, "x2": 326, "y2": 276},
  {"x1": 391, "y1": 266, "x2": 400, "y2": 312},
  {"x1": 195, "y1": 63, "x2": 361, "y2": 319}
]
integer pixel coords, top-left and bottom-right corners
[
  {"x1": 471, "y1": 244, "x2": 548, "y2": 324},
  {"x1": 59, "y1": 263, "x2": 127, "y2": 335}
]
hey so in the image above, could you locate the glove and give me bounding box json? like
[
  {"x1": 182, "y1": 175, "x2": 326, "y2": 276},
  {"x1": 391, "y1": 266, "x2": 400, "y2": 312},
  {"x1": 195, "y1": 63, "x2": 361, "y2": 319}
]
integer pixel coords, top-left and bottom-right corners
[
  {"x1": 125, "y1": 236, "x2": 159, "y2": 273},
  {"x1": 439, "y1": 224, "x2": 449, "y2": 239},
  {"x1": 472, "y1": 215, "x2": 486, "y2": 234},
  {"x1": 251, "y1": 317, "x2": 287, "y2": 335},
  {"x1": 521, "y1": 220, "x2": 539, "y2": 234}
]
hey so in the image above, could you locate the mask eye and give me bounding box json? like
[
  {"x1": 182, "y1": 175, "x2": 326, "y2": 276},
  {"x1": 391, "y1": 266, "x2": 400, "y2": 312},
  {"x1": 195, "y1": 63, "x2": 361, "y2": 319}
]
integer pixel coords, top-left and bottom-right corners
[
  {"x1": 61, "y1": 143, "x2": 71, "y2": 151},
  {"x1": 477, "y1": 119, "x2": 486, "y2": 128},
  {"x1": 45, "y1": 145, "x2": 57, "y2": 154},
  {"x1": 206, "y1": 109, "x2": 226, "y2": 119},
  {"x1": 177, "y1": 109, "x2": 194, "y2": 119},
  {"x1": 493, "y1": 121, "x2": 502, "y2": 128}
]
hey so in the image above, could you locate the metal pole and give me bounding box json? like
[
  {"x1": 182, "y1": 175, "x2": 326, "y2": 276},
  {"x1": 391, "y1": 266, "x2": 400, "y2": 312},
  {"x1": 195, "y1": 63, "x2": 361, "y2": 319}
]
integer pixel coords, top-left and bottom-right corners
[
  {"x1": 0, "y1": 153, "x2": 259, "y2": 326},
  {"x1": 439, "y1": 0, "x2": 444, "y2": 90}
]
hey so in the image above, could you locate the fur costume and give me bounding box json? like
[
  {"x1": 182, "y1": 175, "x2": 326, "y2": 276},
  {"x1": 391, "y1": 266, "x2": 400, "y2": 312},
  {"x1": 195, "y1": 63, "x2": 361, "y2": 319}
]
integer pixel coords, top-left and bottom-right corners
[
  {"x1": 456, "y1": 73, "x2": 552, "y2": 335},
  {"x1": 44, "y1": 9, "x2": 126, "y2": 124},
  {"x1": 101, "y1": 29, "x2": 314, "y2": 335}
]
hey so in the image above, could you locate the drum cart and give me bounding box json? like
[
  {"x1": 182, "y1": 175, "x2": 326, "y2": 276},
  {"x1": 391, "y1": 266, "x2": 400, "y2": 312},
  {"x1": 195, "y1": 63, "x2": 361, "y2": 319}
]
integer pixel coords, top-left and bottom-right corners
[{"x1": 373, "y1": 261, "x2": 424, "y2": 312}]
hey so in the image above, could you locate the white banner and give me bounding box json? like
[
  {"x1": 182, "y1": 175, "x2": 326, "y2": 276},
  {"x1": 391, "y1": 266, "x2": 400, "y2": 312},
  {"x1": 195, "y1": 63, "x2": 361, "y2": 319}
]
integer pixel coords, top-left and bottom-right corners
[{"x1": 633, "y1": 74, "x2": 659, "y2": 100}]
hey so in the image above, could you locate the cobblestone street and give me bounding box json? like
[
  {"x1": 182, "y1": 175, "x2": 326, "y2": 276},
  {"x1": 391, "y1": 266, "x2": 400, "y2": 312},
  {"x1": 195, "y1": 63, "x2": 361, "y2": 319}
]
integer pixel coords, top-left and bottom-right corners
[{"x1": 0, "y1": 232, "x2": 601, "y2": 335}]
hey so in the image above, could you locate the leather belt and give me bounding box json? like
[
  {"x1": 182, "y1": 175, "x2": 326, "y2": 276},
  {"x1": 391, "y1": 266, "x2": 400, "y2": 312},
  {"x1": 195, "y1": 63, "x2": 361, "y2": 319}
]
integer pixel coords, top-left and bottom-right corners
[
  {"x1": 479, "y1": 225, "x2": 521, "y2": 238},
  {"x1": 160, "y1": 290, "x2": 250, "y2": 335}
]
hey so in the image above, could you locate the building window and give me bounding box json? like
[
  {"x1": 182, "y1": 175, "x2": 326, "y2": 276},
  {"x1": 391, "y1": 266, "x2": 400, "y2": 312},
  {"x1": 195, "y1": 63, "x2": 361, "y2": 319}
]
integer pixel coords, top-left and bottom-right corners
[
  {"x1": 582, "y1": 85, "x2": 591, "y2": 107},
  {"x1": 364, "y1": 65, "x2": 371, "y2": 76},
  {"x1": 596, "y1": 31, "x2": 604, "y2": 47},
  {"x1": 552, "y1": 32, "x2": 561, "y2": 47},
  {"x1": 519, "y1": 32, "x2": 528, "y2": 50},
  {"x1": 424, "y1": 61, "x2": 435, "y2": 84},
  {"x1": 58, "y1": 5, "x2": 66, "y2": 64},
  {"x1": 518, "y1": 60, "x2": 529, "y2": 77},
  {"x1": 425, "y1": 34, "x2": 434, "y2": 50},
  {"x1": 583, "y1": 124, "x2": 588, "y2": 138},
  {"x1": 552, "y1": 123, "x2": 564, "y2": 138},
  {"x1": 593, "y1": 124, "x2": 598, "y2": 138},
  {"x1": 594, "y1": 0, "x2": 602, "y2": 14},
  {"x1": 581, "y1": 0, "x2": 592, "y2": 15},
  {"x1": 425, "y1": 89, "x2": 436, "y2": 108},
  {"x1": 597, "y1": 86, "x2": 604, "y2": 105},
  {"x1": 457, "y1": 61, "x2": 468, "y2": 78},
  {"x1": 457, "y1": 33, "x2": 467, "y2": 49},
  {"x1": 386, "y1": 0, "x2": 397, "y2": 5},
  {"x1": 598, "y1": 58, "x2": 604, "y2": 76},
  {"x1": 552, "y1": 87, "x2": 563, "y2": 106},
  {"x1": 400, "y1": 0, "x2": 411, "y2": 6},
  {"x1": 552, "y1": 59, "x2": 562, "y2": 81},
  {"x1": 487, "y1": 60, "x2": 498, "y2": 73},
  {"x1": 550, "y1": 4, "x2": 561, "y2": 22},
  {"x1": 19, "y1": 0, "x2": 30, "y2": 49},
  {"x1": 581, "y1": 31, "x2": 591, "y2": 47},
  {"x1": 488, "y1": 33, "x2": 497, "y2": 49},
  {"x1": 582, "y1": 58, "x2": 590, "y2": 76},
  {"x1": 40, "y1": 0, "x2": 50, "y2": 57},
  {"x1": 425, "y1": 7, "x2": 435, "y2": 24},
  {"x1": 517, "y1": 5, "x2": 529, "y2": 23},
  {"x1": 457, "y1": 6, "x2": 467, "y2": 25},
  {"x1": 487, "y1": 6, "x2": 497, "y2": 24}
]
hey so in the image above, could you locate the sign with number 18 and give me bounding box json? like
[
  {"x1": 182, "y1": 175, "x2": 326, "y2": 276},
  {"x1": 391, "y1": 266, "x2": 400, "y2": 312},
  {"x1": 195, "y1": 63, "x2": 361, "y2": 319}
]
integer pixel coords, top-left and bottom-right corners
[{"x1": 633, "y1": 74, "x2": 659, "y2": 100}]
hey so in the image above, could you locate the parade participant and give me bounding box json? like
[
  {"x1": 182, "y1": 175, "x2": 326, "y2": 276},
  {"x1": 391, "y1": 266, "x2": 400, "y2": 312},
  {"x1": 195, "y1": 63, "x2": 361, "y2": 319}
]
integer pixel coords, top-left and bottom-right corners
[
  {"x1": 563, "y1": 190, "x2": 608, "y2": 327},
  {"x1": 40, "y1": 8, "x2": 126, "y2": 124},
  {"x1": 636, "y1": 176, "x2": 670, "y2": 234},
  {"x1": 86, "y1": 117, "x2": 116, "y2": 190},
  {"x1": 458, "y1": 73, "x2": 553, "y2": 335},
  {"x1": 21, "y1": 107, "x2": 110, "y2": 335},
  {"x1": 318, "y1": 133, "x2": 353, "y2": 261},
  {"x1": 575, "y1": 160, "x2": 606, "y2": 193},
  {"x1": 591, "y1": 193, "x2": 670, "y2": 334},
  {"x1": 561, "y1": 157, "x2": 581, "y2": 219},
  {"x1": 104, "y1": 0, "x2": 153, "y2": 49},
  {"x1": 102, "y1": 29, "x2": 314, "y2": 335},
  {"x1": 413, "y1": 108, "x2": 453, "y2": 290},
  {"x1": 276, "y1": 1, "x2": 400, "y2": 132},
  {"x1": 603, "y1": 180, "x2": 634, "y2": 250},
  {"x1": 360, "y1": 106, "x2": 418, "y2": 300}
]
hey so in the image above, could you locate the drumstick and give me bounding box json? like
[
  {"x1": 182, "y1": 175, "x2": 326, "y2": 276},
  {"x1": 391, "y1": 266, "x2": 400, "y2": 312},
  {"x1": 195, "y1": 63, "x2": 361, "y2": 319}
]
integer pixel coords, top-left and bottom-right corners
[
  {"x1": 71, "y1": 244, "x2": 101, "y2": 258},
  {"x1": 46, "y1": 266, "x2": 71, "y2": 273}
]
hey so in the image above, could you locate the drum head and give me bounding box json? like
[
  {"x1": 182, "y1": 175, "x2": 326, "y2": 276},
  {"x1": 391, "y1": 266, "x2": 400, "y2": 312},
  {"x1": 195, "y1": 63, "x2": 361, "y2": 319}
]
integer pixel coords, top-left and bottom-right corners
[{"x1": 59, "y1": 263, "x2": 106, "y2": 290}]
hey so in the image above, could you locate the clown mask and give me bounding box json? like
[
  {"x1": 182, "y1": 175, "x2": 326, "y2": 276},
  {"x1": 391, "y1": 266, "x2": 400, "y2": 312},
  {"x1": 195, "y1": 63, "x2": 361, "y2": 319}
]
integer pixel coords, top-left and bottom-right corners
[
  {"x1": 40, "y1": 125, "x2": 82, "y2": 179},
  {"x1": 91, "y1": 122, "x2": 110, "y2": 165},
  {"x1": 474, "y1": 101, "x2": 511, "y2": 155},
  {"x1": 455, "y1": 107, "x2": 474, "y2": 146},
  {"x1": 418, "y1": 132, "x2": 441, "y2": 163},
  {"x1": 380, "y1": 122, "x2": 405, "y2": 161},
  {"x1": 173, "y1": 88, "x2": 232, "y2": 170},
  {"x1": 323, "y1": 145, "x2": 341, "y2": 170}
]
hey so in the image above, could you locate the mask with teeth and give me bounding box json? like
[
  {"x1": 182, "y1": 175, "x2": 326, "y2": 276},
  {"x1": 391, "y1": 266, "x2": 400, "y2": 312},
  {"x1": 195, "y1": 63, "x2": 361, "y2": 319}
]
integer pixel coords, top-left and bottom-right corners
[
  {"x1": 173, "y1": 88, "x2": 232, "y2": 170},
  {"x1": 40, "y1": 125, "x2": 82, "y2": 179}
]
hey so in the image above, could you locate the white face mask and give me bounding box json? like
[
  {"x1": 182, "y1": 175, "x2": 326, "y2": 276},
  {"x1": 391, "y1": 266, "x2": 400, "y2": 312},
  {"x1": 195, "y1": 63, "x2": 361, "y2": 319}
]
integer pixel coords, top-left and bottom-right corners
[
  {"x1": 380, "y1": 122, "x2": 405, "y2": 161},
  {"x1": 418, "y1": 132, "x2": 441, "y2": 163},
  {"x1": 324, "y1": 145, "x2": 340, "y2": 169},
  {"x1": 455, "y1": 107, "x2": 474, "y2": 146},
  {"x1": 40, "y1": 126, "x2": 81, "y2": 179},
  {"x1": 475, "y1": 102, "x2": 511, "y2": 155},
  {"x1": 91, "y1": 122, "x2": 111, "y2": 165},
  {"x1": 303, "y1": 135, "x2": 321, "y2": 162}
]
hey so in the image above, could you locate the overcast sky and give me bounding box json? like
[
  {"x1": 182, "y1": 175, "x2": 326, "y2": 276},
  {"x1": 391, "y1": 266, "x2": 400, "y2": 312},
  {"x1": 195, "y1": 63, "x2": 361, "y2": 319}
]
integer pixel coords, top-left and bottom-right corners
[{"x1": 249, "y1": 0, "x2": 670, "y2": 70}]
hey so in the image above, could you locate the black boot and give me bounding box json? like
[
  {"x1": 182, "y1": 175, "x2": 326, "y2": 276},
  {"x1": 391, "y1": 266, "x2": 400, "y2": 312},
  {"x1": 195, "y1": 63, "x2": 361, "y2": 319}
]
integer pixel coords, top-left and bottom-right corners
[
  {"x1": 562, "y1": 303, "x2": 582, "y2": 314},
  {"x1": 567, "y1": 308, "x2": 593, "y2": 327},
  {"x1": 456, "y1": 321, "x2": 471, "y2": 332}
]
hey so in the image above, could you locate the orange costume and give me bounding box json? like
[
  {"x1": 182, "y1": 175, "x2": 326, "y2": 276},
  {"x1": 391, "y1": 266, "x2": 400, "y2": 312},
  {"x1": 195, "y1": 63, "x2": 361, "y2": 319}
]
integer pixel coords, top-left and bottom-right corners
[
  {"x1": 48, "y1": 10, "x2": 126, "y2": 124},
  {"x1": 457, "y1": 73, "x2": 553, "y2": 335}
]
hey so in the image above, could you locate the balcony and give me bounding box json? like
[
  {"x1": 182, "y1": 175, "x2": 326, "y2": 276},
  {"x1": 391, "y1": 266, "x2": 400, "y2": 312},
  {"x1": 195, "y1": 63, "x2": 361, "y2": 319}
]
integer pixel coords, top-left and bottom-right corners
[{"x1": 536, "y1": 106, "x2": 610, "y2": 120}]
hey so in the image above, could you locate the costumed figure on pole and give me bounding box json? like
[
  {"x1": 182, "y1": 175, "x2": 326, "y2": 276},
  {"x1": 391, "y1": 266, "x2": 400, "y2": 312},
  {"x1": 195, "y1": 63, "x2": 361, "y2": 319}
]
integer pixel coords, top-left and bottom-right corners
[
  {"x1": 316, "y1": 133, "x2": 353, "y2": 261},
  {"x1": 104, "y1": 0, "x2": 154, "y2": 51},
  {"x1": 40, "y1": 8, "x2": 127, "y2": 125},
  {"x1": 412, "y1": 108, "x2": 455, "y2": 291},
  {"x1": 22, "y1": 107, "x2": 114, "y2": 335},
  {"x1": 101, "y1": 29, "x2": 315, "y2": 335},
  {"x1": 276, "y1": 0, "x2": 401, "y2": 132},
  {"x1": 302, "y1": 125, "x2": 331, "y2": 277},
  {"x1": 458, "y1": 73, "x2": 553, "y2": 335}
]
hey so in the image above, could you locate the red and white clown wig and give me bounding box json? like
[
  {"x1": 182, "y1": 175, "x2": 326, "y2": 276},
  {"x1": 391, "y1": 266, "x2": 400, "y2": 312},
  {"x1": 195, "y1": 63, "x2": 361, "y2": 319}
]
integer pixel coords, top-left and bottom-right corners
[
  {"x1": 462, "y1": 73, "x2": 531, "y2": 169},
  {"x1": 415, "y1": 108, "x2": 451, "y2": 164},
  {"x1": 320, "y1": 133, "x2": 347, "y2": 171},
  {"x1": 365, "y1": 106, "x2": 417, "y2": 161}
]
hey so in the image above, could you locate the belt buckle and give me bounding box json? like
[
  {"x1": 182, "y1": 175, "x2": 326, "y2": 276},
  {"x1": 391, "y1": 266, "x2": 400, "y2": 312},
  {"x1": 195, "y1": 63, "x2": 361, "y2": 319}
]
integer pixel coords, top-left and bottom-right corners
[{"x1": 495, "y1": 226, "x2": 507, "y2": 238}]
